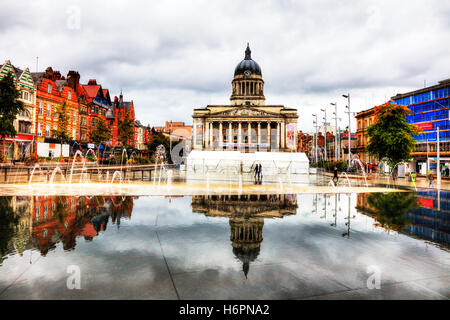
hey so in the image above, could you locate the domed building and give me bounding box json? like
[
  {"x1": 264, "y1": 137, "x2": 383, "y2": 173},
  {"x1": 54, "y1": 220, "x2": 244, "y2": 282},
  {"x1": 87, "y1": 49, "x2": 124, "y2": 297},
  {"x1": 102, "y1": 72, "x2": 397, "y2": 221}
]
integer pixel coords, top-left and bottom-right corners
[{"x1": 192, "y1": 44, "x2": 299, "y2": 152}]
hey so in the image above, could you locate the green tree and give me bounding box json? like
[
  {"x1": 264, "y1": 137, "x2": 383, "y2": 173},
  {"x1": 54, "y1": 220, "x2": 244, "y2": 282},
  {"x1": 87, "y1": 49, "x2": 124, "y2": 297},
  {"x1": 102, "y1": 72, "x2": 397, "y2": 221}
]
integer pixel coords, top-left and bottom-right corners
[
  {"x1": 366, "y1": 101, "x2": 421, "y2": 176},
  {"x1": 89, "y1": 118, "x2": 111, "y2": 157},
  {"x1": 147, "y1": 132, "x2": 169, "y2": 160},
  {"x1": 51, "y1": 100, "x2": 71, "y2": 160},
  {"x1": 0, "y1": 71, "x2": 24, "y2": 161},
  {"x1": 0, "y1": 197, "x2": 19, "y2": 262},
  {"x1": 118, "y1": 111, "x2": 134, "y2": 149},
  {"x1": 366, "y1": 192, "x2": 418, "y2": 231}
]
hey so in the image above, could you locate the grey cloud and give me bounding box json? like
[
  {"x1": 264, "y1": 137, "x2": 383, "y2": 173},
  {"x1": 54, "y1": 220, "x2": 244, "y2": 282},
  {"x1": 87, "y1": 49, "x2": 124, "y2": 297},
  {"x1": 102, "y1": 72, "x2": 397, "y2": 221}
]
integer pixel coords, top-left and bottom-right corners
[{"x1": 0, "y1": 0, "x2": 449, "y2": 132}]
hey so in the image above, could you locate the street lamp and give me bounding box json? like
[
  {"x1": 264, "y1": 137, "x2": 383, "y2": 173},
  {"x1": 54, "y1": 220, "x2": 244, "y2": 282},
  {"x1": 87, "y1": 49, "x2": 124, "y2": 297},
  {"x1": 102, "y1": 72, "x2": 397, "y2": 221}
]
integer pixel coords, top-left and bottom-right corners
[
  {"x1": 343, "y1": 94, "x2": 351, "y2": 167},
  {"x1": 312, "y1": 114, "x2": 318, "y2": 161},
  {"x1": 330, "y1": 102, "x2": 337, "y2": 161},
  {"x1": 321, "y1": 108, "x2": 327, "y2": 160}
]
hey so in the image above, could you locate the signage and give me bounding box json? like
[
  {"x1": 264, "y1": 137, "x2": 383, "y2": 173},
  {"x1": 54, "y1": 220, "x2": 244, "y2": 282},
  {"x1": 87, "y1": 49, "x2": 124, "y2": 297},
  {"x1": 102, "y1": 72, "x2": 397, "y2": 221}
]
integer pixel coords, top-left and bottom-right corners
[
  {"x1": 417, "y1": 122, "x2": 433, "y2": 130},
  {"x1": 287, "y1": 124, "x2": 295, "y2": 146},
  {"x1": 87, "y1": 143, "x2": 96, "y2": 149},
  {"x1": 417, "y1": 198, "x2": 433, "y2": 209}
]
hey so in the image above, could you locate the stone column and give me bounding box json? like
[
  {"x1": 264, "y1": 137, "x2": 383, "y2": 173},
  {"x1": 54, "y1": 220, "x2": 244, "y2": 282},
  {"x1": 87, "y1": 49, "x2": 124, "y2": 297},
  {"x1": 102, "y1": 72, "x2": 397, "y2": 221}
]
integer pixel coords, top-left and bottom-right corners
[
  {"x1": 219, "y1": 121, "x2": 223, "y2": 149},
  {"x1": 281, "y1": 122, "x2": 285, "y2": 149},
  {"x1": 257, "y1": 122, "x2": 261, "y2": 151},
  {"x1": 238, "y1": 122, "x2": 242, "y2": 148},
  {"x1": 202, "y1": 120, "x2": 206, "y2": 149},
  {"x1": 228, "y1": 122, "x2": 232, "y2": 150},
  {"x1": 267, "y1": 122, "x2": 271, "y2": 151},
  {"x1": 276, "y1": 122, "x2": 280, "y2": 151},
  {"x1": 248, "y1": 122, "x2": 251, "y2": 145},
  {"x1": 210, "y1": 122, "x2": 213, "y2": 150}
]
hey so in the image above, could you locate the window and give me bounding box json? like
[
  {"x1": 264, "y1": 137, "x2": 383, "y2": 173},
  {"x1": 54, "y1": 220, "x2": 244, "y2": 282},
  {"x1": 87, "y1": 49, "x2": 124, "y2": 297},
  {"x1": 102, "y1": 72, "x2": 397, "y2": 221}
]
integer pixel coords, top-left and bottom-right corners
[
  {"x1": 47, "y1": 84, "x2": 52, "y2": 94},
  {"x1": 68, "y1": 91, "x2": 71, "y2": 100},
  {"x1": 53, "y1": 125, "x2": 57, "y2": 130},
  {"x1": 54, "y1": 107, "x2": 58, "y2": 118},
  {"x1": 46, "y1": 104, "x2": 51, "y2": 117},
  {"x1": 72, "y1": 128, "x2": 76, "y2": 138},
  {"x1": 38, "y1": 102, "x2": 43, "y2": 115},
  {"x1": 46, "y1": 125, "x2": 50, "y2": 137},
  {"x1": 38, "y1": 123, "x2": 42, "y2": 136},
  {"x1": 73, "y1": 113, "x2": 76, "y2": 123}
]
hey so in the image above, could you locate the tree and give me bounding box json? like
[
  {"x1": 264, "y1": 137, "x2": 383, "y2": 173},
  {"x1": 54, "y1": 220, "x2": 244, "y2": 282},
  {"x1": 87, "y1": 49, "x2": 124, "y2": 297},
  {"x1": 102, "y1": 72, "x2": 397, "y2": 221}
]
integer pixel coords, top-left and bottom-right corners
[
  {"x1": 146, "y1": 132, "x2": 180, "y2": 163},
  {"x1": 366, "y1": 192, "x2": 417, "y2": 231},
  {"x1": 118, "y1": 111, "x2": 134, "y2": 149},
  {"x1": 366, "y1": 101, "x2": 421, "y2": 175},
  {"x1": 51, "y1": 100, "x2": 71, "y2": 160},
  {"x1": 0, "y1": 71, "x2": 24, "y2": 161},
  {"x1": 89, "y1": 118, "x2": 111, "y2": 157}
]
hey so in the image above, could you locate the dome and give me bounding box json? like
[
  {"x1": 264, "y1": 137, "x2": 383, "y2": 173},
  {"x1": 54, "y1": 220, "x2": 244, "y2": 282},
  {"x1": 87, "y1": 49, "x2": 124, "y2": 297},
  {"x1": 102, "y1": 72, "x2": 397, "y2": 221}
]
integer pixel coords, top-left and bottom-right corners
[{"x1": 234, "y1": 44, "x2": 262, "y2": 76}]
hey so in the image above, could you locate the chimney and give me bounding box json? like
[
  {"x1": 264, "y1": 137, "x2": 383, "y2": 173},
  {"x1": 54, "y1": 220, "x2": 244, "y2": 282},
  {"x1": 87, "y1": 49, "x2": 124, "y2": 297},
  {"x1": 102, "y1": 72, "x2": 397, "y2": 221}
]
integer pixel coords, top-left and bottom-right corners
[
  {"x1": 67, "y1": 71, "x2": 80, "y2": 90},
  {"x1": 87, "y1": 79, "x2": 97, "y2": 85}
]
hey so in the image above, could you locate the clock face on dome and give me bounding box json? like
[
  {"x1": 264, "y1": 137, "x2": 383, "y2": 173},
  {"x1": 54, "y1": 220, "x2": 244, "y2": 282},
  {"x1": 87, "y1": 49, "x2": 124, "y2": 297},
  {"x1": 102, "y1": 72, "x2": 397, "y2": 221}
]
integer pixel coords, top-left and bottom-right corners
[{"x1": 244, "y1": 70, "x2": 251, "y2": 77}]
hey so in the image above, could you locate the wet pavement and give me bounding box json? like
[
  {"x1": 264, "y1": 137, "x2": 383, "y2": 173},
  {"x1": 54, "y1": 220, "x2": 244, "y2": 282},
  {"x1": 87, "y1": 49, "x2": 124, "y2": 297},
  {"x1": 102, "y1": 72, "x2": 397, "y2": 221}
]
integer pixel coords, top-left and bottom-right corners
[{"x1": 0, "y1": 191, "x2": 448, "y2": 300}]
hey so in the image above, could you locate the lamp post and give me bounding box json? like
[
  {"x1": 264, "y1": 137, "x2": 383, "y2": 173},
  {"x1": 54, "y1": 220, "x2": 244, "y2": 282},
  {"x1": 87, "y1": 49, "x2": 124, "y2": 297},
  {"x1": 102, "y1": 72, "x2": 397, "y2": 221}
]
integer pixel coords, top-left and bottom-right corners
[
  {"x1": 321, "y1": 108, "x2": 327, "y2": 161},
  {"x1": 343, "y1": 94, "x2": 351, "y2": 167},
  {"x1": 331, "y1": 102, "x2": 337, "y2": 161},
  {"x1": 312, "y1": 114, "x2": 318, "y2": 161}
]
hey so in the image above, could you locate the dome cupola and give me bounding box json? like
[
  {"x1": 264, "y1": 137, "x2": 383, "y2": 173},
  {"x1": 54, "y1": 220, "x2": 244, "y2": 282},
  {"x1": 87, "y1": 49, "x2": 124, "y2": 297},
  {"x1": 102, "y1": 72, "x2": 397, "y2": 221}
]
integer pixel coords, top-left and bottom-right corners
[
  {"x1": 230, "y1": 44, "x2": 265, "y2": 106},
  {"x1": 234, "y1": 44, "x2": 262, "y2": 76}
]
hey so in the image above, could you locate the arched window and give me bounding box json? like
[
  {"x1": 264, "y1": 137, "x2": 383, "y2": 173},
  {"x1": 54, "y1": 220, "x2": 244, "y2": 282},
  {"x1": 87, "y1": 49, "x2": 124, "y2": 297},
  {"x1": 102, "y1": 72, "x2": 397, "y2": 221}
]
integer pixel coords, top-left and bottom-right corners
[{"x1": 20, "y1": 109, "x2": 31, "y2": 118}]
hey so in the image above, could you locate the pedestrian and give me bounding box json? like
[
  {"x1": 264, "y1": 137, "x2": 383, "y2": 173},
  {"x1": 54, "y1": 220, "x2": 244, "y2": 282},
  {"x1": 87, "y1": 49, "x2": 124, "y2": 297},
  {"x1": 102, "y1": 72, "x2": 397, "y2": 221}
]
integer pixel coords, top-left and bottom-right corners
[
  {"x1": 428, "y1": 170, "x2": 434, "y2": 187},
  {"x1": 254, "y1": 163, "x2": 259, "y2": 182},
  {"x1": 333, "y1": 166, "x2": 339, "y2": 184},
  {"x1": 258, "y1": 163, "x2": 263, "y2": 183}
]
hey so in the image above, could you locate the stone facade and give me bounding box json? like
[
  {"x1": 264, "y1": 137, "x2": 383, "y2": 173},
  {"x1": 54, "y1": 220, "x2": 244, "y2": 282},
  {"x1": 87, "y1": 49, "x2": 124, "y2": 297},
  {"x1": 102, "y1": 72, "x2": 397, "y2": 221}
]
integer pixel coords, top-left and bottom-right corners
[{"x1": 192, "y1": 45, "x2": 298, "y2": 152}]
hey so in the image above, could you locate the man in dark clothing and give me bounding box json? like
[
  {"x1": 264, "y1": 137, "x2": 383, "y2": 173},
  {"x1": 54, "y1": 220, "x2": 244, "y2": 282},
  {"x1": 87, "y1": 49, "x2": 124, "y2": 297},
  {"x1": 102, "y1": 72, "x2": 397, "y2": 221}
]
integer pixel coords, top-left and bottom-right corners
[
  {"x1": 333, "y1": 166, "x2": 339, "y2": 184},
  {"x1": 258, "y1": 163, "x2": 263, "y2": 183},
  {"x1": 254, "y1": 163, "x2": 259, "y2": 182}
]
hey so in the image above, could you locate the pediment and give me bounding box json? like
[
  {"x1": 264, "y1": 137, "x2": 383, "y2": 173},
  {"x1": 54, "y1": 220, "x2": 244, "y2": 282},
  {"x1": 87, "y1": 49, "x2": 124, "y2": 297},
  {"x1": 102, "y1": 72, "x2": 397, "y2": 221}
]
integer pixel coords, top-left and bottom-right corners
[{"x1": 210, "y1": 106, "x2": 280, "y2": 117}]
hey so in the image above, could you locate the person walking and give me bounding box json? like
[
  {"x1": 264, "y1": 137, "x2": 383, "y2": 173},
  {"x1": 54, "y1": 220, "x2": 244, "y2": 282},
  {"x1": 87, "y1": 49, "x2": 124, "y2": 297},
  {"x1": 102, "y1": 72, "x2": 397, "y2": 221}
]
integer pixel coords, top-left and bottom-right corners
[
  {"x1": 258, "y1": 163, "x2": 263, "y2": 183},
  {"x1": 428, "y1": 170, "x2": 434, "y2": 187},
  {"x1": 333, "y1": 166, "x2": 339, "y2": 184},
  {"x1": 254, "y1": 163, "x2": 260, "y2": 183}
]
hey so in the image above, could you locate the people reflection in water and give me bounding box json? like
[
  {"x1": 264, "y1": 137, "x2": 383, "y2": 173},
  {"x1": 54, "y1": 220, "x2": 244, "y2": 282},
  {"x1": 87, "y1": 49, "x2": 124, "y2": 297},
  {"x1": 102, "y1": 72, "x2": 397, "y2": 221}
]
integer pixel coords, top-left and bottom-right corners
[
  {"x1": 253, "y1": 163, "x2": 263, "y2": 184},
  {"x1": 192, "y1": 194, "x2": 297, "y2": 278},
  {"x1": 0, "y1": 195, "x2": 134, "y2": 259}
]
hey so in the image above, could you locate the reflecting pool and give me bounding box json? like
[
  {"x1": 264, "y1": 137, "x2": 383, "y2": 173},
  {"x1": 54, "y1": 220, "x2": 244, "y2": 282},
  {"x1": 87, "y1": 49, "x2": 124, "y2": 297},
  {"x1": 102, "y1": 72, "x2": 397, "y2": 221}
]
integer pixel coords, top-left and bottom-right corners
[{"x1": 0, "y1": 191, "x2": 448, "y2": 299}]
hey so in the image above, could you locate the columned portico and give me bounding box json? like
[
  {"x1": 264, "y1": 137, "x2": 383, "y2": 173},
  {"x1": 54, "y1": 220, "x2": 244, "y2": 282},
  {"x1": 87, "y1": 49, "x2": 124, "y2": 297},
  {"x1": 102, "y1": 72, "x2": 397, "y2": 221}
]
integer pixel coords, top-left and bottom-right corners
[{"x1": 192, "y1": 44, "x2": 298, "y2": 152}]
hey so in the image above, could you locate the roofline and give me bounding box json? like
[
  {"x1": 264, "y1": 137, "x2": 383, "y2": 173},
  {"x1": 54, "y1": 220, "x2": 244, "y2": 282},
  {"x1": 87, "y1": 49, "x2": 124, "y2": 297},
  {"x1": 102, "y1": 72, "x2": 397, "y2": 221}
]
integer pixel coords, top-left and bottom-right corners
[{"x1": 391, "y1": 78, "x2": 450, "y2": 100}]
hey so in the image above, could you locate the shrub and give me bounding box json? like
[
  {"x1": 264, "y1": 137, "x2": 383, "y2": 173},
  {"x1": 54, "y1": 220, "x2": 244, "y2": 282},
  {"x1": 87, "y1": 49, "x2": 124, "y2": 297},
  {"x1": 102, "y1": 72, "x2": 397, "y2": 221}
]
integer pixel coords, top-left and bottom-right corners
[{"x1": 24, "y1": 154, "x2": 39, "y2": 165}]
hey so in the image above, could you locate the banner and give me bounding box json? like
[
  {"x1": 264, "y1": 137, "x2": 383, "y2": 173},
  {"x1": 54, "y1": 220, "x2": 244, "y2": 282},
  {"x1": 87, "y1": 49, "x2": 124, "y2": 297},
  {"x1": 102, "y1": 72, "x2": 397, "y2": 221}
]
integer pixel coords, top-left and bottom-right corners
[{"x1": 287, "y1": 124, "x2": 295, "y2": 146}]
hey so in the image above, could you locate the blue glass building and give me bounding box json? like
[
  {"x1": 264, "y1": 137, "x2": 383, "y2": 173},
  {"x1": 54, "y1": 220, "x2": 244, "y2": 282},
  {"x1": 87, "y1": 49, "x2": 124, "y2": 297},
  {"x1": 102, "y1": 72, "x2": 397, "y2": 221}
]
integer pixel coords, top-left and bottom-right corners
[{"x1": 391, "y1": 79, "x2": 450, "y2": 174}]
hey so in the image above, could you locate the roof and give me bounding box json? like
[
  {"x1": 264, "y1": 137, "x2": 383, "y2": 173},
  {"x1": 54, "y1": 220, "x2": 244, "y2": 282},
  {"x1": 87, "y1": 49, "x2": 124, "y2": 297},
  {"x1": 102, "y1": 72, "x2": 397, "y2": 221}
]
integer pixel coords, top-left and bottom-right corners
[
  {"x1": 82, "y1": 85, "x2": 101, "y2": 98},
  {"x1": 31, "y1": 72, "x2": 45, "y2": 86},
  {"x1": 391, "y1": 78, "x2": 450, "y2": 100},
  {"x1": 234, "y1": 44, "x2": 262, "y2": 76}
]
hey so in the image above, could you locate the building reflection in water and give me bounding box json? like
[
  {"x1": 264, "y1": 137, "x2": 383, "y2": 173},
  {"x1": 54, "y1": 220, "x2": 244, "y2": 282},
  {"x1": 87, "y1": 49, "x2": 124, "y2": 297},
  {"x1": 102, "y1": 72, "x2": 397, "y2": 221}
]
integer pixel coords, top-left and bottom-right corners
[
  {"x1": 357, "y1": 191, "x2": 449, "y2": 248},
  {"x1": 192, "y1": 194, "x2": 298, "y2": 277},
  {"x1": 0, "y1": 195, "x2": 134, "y2": 263}
]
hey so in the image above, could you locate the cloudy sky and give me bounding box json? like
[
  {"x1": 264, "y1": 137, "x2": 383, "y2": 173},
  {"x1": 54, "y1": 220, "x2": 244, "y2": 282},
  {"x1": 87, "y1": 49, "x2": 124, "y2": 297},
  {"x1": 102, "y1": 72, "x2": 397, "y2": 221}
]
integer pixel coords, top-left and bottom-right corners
[{"x1": 1, "y1": 0, "x2": 449, "y2": 132}]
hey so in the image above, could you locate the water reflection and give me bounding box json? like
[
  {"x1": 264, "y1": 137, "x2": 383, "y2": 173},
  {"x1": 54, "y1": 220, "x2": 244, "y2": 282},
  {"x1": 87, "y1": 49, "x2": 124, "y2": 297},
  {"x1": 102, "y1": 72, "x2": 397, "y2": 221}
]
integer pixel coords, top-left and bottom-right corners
[
  {"x1": 192, "y1": 194, "x2": 297, "y2": 277},
  {"x1": 358, "y1": 191, "x2": 449, "y2": 247},
  {"x1": 0, "y1": 190, "x2": 448, "y2": 270},
  {"x1": 0, "y1": 195, "x2": 134, "y2": 262}
]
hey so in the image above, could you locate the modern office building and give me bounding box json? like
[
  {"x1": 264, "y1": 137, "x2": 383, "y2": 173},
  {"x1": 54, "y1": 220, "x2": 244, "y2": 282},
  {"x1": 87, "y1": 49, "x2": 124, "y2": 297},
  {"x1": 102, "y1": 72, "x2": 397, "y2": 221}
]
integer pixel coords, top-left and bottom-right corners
[{"x1": 391, "y1": 79, "x2": 450, "y2": 174}]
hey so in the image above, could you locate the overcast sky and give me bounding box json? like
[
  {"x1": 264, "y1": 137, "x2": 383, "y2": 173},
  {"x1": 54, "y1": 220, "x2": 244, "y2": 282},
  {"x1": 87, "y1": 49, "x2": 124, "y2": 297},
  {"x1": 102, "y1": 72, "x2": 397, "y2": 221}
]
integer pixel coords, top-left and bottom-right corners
[{"x1": 1, "y1": 0, "x2": 449, "y2": 132}]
